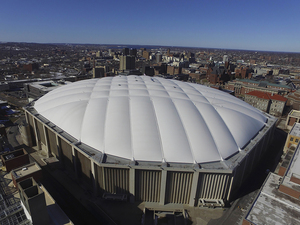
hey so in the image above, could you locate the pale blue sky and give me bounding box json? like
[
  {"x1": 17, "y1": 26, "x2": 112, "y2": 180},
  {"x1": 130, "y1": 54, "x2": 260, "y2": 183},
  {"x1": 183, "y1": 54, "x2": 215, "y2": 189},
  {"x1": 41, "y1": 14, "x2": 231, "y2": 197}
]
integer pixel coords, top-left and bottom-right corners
[{"x1": 0, "y1": 0, "x2": 299, "y2": 52}]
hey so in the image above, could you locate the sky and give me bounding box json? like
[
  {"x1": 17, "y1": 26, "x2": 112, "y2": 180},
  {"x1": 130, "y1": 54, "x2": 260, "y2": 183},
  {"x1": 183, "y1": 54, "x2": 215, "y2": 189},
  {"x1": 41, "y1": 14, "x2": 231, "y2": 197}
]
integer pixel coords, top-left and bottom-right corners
[{"x1": 0, "y1": 0, "x2": 299, "y2": 52}]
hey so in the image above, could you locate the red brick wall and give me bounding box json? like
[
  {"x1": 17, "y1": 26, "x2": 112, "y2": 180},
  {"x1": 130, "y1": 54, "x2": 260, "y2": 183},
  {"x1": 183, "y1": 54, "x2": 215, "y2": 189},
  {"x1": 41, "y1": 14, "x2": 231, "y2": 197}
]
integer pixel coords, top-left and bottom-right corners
[
  {"x1": 279, "y1": 185, "x2": 300, "y2": 199},
  {"x1": 289, "y1": 117, "x2": 297, "y2": 126},
  {"x1": 278, "y1": 167, "x2": 286, "y2": 176},
  {"x1": 167, "y1": 66, "x2": 175, "y2": 75},
  {"x1": 242, "y1": 219, "x2": 254, "y2": 225},
  {"x1": 290, "y1": 176, "x2": 300, "y2": 185}
]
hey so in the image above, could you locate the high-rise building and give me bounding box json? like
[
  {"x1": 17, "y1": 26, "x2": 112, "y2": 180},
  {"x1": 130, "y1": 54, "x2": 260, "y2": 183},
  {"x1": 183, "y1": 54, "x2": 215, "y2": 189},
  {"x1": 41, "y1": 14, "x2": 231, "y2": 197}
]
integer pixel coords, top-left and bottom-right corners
[
  {"x1": 129, "y1": 48, "x2": 137, "y2": 56},
  {"x1": 167, "y1": 48, "x2": 170, "y2": 56},
  {"x1": 142, "y1": 50, "x2": 150, "y2": 60},
  {"x1": 96, "y1": 51, "x2": 102, "y2": 58},
  {"x1": 123, "y1": 48, "x2": 129, "y2": 55},
  {"x1": 223, "y1": 55, "x2": 229, "y2": 63},
  {"x1": 156, "y1": 54, "x2": 162, "y2": 63},
  {"x1": 119, "y1": 55, "x2": 135, "y2": 70},
  {"x1": 93, "y1": 67, "x2": 105, "y2": 78}
]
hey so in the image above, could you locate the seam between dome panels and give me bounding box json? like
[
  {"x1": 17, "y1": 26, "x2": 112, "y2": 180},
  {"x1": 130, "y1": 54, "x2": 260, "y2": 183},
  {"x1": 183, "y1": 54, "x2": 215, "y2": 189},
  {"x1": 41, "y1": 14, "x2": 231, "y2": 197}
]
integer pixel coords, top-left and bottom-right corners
[
  {"x1": 169, "y1": 80, "x2": 198, "y2": 164},
  {"x1": 155, "y1": 78, "x2": 194, "y2": 163},
  {"x1": 143, "y1": 77, "x2": 165, "y2": 163},
  {"x1": 101, "y1": 78, "x2": 115, "y2": 155},
  {"x1": 78, "y1": 80, "x2": 99, "y2": 144},
  {"x1": 185, "y1": 82, "x2": 231, "y2": 161}
]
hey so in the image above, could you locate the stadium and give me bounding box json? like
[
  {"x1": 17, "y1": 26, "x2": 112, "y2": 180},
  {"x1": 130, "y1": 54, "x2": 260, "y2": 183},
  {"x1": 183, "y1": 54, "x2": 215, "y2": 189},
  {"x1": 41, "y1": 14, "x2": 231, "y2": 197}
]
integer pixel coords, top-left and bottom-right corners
[{"x1": 23, "y1": 75, "x2": 276, "y2": 207}]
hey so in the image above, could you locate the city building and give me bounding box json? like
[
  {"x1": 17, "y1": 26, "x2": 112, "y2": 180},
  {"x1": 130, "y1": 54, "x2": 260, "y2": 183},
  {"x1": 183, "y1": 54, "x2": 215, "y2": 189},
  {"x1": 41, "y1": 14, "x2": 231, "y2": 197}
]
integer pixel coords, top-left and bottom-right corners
[
  {"x1": 167, "y1": 65, "x2": 181, "y2": 75},
  {"x1": 225, "y1": 79, "x2": 293, "y2": 97},
  {"x1": 24, "y1": 80, "x2": 71, "y2": 102},
  {"x1": 142, "y1": 50, "x2": 150, "y2": 60},
  {"x1": 206, "y1": 66, "x2": 231, "y2": 85},
  {"x1": 123, "y1": 48, "x2": 129, "y2": 56},
  {"x1": 95, "y1": 51, "x2": 102, "y2": 58},
  {"x1": 245, "y1": 91, "x2": 287, "y2": 116},
  {"x1": 244, "y1": 91, "x2": 270, "y2": 112},
  {"x1": 119, "y1": 55, "x2": 135, "y2": 71},
  {"x1": 286, "y1": 89, "x2": 300, "y2": 110},
  {"x1": 23, "y1": 75, "x2": 276, "y2": 208},
  {"x1": 23, "y1": 63, "x2": 39, "y2": 72},
  {"x1": 283, "y1": 123, "x2": 300, "y2": 154},
  {"x1": 223, "y1": 55, "x2": 228, "y2": 63},
  {"x1": 129, "y1": 48, "x2": 137, "y2": 56},
  {"x1": 92, "y1": 67, "x2": 105, "y2": 78},
  {"x1": 0, "y1": 149, "x2": 73, "y2": 225},
  {"x1": 269, "y1": 94, "x2": 288, "y2": 116},
  {"x1": 243, "y1": 143, "x2": 300, "y2": 225},
  {"x1": 286, "y1": 110, "x2": 300, "y2": 130},
  {"x1": 156, "y1": 54, "x2": 162, "y2": 63}
]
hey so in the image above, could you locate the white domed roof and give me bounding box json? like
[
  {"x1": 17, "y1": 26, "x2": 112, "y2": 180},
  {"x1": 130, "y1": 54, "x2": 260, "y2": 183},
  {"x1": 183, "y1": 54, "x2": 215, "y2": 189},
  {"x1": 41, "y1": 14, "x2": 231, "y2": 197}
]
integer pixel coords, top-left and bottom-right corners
[{"x1": 34, "y1": 75, "x2": 267, "y2": 164}]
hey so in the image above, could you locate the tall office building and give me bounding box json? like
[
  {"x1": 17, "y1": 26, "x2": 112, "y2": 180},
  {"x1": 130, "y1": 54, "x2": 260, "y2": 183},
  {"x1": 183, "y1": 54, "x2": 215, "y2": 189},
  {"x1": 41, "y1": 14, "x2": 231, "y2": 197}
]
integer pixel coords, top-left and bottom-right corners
[
  {"x1": 156, "y1": 54, "x2": 162, "y2": 63},
  {"x1": 129, "y1": 48, "x2": 137, "y2": 56},
  {"x1": 223, "y1": 55, "x2": 229, "y2": 63},
  {"x1": 96, "y1": 51, "x2": 102, "y2": 58},
  {"x1": 93, "y1": 67, "x2": 105, "y2": 78},
  {"x1": 123, "y1": 48, "x2": 129, "y2": 55},
  {"x1": 119, "y1": 55, "x2": 135, "y2": 70},
  {"x1": 142, "y1": 50, "x2": 150, "y2": 60}
]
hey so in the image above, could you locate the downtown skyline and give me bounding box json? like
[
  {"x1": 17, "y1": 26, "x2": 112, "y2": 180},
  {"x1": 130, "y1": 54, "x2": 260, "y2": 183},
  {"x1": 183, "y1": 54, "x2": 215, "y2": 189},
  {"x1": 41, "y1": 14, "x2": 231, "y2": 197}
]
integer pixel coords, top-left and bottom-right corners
[{"x1": 1, "y1": 0, "x2": 300, "y2": 53}]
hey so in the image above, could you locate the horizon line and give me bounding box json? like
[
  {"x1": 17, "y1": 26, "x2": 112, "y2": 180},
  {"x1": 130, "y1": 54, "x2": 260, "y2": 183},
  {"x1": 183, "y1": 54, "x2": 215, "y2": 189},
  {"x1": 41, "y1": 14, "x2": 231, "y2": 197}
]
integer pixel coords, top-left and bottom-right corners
[{"x1": 1, "y1": 41, "x2": 300, "y2": 54}]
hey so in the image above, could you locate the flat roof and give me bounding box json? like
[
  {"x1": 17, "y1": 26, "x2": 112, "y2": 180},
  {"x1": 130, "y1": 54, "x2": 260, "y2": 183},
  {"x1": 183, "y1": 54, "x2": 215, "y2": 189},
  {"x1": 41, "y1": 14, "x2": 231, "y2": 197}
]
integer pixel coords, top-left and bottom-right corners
[
  {"x1": 245, "y1": 173, "x2": 300, "y2": 225},
  {"x1": 28, "y1": 80, "x2": 72, "y2": 92},
  {"x1": 12, "y1": 163, "x2": 41, "y2": 178},
  {"x1": 290, "y1": 123, "x2": 300, "y2": 137},
  {"x1": 289, "y1": 110, "x2": 300, "y2": 118}
]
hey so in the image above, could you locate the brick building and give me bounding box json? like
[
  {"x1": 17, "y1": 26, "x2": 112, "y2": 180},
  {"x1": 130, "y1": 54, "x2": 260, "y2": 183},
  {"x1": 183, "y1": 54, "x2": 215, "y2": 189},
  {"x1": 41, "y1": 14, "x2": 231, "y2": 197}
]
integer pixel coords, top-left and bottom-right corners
[
  {"x1": 245, "y1": 90, "x2": 287, "y2": 116},
  {"x1": 244, "y1": 91, "x2": 270, "y2": 112},
  {"x1": 235, "y1": 66, "x2": 253, "y2": 79},
  {"x1": 206, "y1": 66, "x2": 231, "y2": 85},
  {"x1": 167, "y1": 65, "x2": 181, "y2": 75},
  {"x1": 225, "y1": 79, "x2": 292, "y2": 97},
  {"x1": 286, "y1": 89, "x2": 300, "y2": 110},
  {"x1": 23, "y1": 63, "x2": 39, "y2": 72},
  {"x1": 142, "y1": 50, "x2": 150, "y2": 60}
]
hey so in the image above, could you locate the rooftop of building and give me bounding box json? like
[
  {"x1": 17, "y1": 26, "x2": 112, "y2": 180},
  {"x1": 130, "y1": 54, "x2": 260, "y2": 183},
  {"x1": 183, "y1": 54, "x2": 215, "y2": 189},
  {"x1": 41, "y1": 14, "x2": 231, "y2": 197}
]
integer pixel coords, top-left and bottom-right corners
[
  {"x1": 244, "y1": 173, "x2": 300, "y2": 225},
  {"x1": 0, "y1": 165, "x2": 73, "y2": 225},
  {"x1": 11, "y1": 162, "x2": 41, "y2": 178},
  {"x1": 289, "y1": 109, "x2": 300, "y2": 118},
  {"x1": 27, "y1": 80, "x2": 72, "y2": 92},
  {"x1": 245, "y1": 141, "x2": 300, "y2": 224},
  {"x1": 26, "y1": 75, "x2": 277, "y2": 171},
  {"x1": 246, "y1": 90, "x2": 270, "y2": 99},
  {"x1": 236, "y1": 79, "x2": 292, "y2": 89},
  {"x1": 290, "y1": 123, "x2": 300, "y2": 137},
  {"x1": 283, "y1": 142, "x2": 300, "y2": 186},
  {"x1": 246, "y1": 90, "x2": 287, "y2": 101}
]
